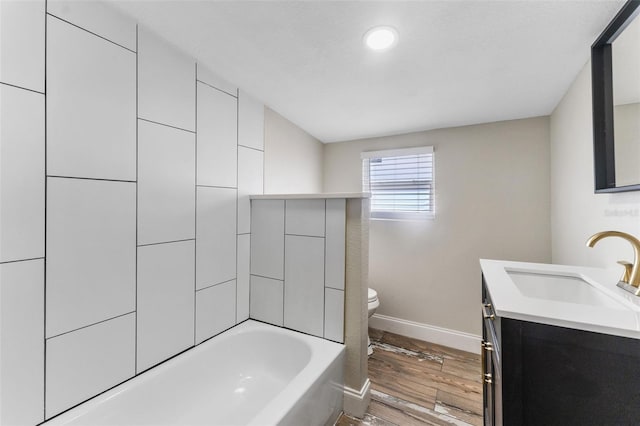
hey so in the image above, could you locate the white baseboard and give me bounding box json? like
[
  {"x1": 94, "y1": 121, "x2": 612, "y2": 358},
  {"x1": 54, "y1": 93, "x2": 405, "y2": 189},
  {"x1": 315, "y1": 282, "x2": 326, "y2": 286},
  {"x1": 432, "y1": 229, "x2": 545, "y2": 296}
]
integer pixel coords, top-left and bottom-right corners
[
  {"x1": 343, "y1": 378, "x2": 371, "y2": 419},
  {"x1": 369, "y1": 314, "x2": 481, "y2": 354}
]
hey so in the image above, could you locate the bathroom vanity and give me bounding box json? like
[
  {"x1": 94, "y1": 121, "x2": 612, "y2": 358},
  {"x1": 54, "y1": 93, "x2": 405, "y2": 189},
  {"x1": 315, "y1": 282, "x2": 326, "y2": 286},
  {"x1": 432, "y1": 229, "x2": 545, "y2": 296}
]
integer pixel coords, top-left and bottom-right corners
[{"x1": 480, "y1": 259, "x2": 640, "y2": 426}]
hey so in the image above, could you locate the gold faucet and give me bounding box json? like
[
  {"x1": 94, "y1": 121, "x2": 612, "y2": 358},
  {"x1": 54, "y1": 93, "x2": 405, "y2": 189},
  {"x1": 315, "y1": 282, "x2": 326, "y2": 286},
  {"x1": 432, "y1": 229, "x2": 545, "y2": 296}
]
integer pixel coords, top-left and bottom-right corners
[{"x1": 586, "y1": 231, "x2": 640, "y2": 294}]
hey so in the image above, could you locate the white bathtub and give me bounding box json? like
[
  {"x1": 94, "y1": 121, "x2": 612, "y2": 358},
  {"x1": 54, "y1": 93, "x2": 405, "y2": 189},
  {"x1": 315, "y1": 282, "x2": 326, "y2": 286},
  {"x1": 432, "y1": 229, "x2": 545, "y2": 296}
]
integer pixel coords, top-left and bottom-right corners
[{"x1": 44, "y1": 321, "x2": 345, "y2": 426}]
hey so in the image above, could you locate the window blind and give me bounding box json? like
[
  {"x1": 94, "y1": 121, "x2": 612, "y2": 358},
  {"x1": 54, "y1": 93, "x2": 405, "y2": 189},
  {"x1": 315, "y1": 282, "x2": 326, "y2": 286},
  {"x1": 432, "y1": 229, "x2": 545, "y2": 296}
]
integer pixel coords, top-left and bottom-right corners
[{"x1": 362, "y1": 146, "x2": 434, "y2": 219}]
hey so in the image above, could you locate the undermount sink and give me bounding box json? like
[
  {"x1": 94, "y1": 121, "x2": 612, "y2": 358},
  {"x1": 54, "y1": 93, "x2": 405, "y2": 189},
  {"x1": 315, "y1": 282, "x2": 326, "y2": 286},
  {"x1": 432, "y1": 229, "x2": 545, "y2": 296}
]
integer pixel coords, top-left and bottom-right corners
[{"x1": 506, "y1": 269, "x2": 626, "y2": 309}]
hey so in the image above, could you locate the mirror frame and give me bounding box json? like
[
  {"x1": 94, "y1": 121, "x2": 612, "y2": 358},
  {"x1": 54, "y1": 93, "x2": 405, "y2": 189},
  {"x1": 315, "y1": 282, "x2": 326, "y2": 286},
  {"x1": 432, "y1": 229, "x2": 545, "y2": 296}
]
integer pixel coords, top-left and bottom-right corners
[{"x1": 591, "y1": 0, "x2": 640, "y2": 193}]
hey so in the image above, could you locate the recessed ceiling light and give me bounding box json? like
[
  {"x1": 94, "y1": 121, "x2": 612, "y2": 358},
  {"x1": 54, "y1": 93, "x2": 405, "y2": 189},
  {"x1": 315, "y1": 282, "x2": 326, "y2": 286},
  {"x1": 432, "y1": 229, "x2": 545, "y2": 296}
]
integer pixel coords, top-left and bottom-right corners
[{"x1": 363, "y1": 26, "x2": 398, "y2": 51}]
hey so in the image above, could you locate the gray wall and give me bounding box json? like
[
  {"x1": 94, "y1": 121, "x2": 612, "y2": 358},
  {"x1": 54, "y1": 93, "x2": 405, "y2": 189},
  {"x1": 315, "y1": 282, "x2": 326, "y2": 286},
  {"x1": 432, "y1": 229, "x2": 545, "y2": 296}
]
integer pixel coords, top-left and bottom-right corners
[
  {"x1": 550, "y1": 62, "x2": 640, "y2": 268},
  {"x1": 323, "y1": 117, "x2": 552, "y2": 335},
  {"x1": 264, "y1": 107, "x2": 324, "y2": 194}
]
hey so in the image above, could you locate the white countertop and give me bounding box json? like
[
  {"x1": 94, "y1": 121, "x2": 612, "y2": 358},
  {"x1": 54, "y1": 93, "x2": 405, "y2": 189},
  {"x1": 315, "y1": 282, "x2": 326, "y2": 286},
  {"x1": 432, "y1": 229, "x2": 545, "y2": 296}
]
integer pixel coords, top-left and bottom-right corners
[
  {"x1": 480, "y1": 259, "x2": 640, "y2": 339},
  {"x1": 250, "y1": 192, "x2": 369, "y2": 200}
]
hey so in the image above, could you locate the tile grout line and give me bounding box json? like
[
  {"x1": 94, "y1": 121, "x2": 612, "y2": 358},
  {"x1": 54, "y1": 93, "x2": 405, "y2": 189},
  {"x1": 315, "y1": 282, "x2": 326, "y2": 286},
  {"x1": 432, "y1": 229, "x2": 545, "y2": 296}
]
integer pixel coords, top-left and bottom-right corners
[
  {"x1": 137, "y1": 238, "x2": 195, "y2": 248},
  {"x1": 236, "y1": 89, "x2": 240, "y2": 324},
  {"x1": 0, "y1": 256, "x2": 45, "y2": 265},
  {"x1": 46, "y1": 13, "x2": 136, "y2": 54},
  {"x1": 43, "y1": 0, "x2": 48, "y2": 417},
  {"x1": 196, "y1": 78, "x2": 236, "y2": 99},
  {"x1": 193, "y1": 62, "x2": 197, "y2": 346},
  {"x1": 238, "y1": 143, "x2": 264, "y2": 153},
  {"x1": 138, "y1": 117, "x2": 195, "y2": 134},
  {"x1": 46, "y1": 175, "x2": 136, "y2": 183},
  {"x1": 323, "y1": 199, "x2": 327, "y2": 339},
  {"x1": 134, "y1": 22, "x2": 139, "y2": 376},
  {"x1": 196, "y1": 278, "x2": 237, "y2": 293},
  {"x1": 46, "y1": 311, "x2": 136, "y2": 341},
  {"x1": 282, "y1": 200, "x2": 286, "y2": 327},
  {"x1": 0, "y1": 81, "x2": 45, "y2": 95}
]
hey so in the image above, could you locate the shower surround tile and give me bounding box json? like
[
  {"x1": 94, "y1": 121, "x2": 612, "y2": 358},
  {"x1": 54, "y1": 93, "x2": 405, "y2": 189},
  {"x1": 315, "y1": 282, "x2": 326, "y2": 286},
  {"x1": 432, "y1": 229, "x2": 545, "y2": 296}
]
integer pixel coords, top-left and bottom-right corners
[
  {"x1": 137, "y1": 240, "x2": 195, "y2": 373},
  {"x1": 324, "y1": 288, "x2": 345, "y2": 343},
  {"x1": 196, "y1": 81, "x2": 237, "y2": 188},
  {"x1": 250, "y1": 199, "x2": 284, "y2": 280},
  {"x1": 237, "y1": 147, "x2": 264, "y2": 234},
  {"x1": 0, "y1": 0, "x2": 45, "y2": 92},
  {"x1": 47, "y1": 16, "x2": 136, "y2": 181},
  {"x1": 236, "y1": 234, "x2": 251, "y2": 322},
  {"x1": 197, "y1": 64, "x2": 237, "y2": 97},
  {"x1": 196, "y1": 186, "x2": 237, "y2": 289},
  {"x1": 138, "y1": 120, "x2": 195, "y2": 245},
  {"x1": 238, "y1": 90, "x2": 264, "y2": 150},
  {"x1": 47, "y1": 0, "x2": 136, "y2": 51},
  {"x1": 138, "y1": 25, "x2": 195, "y2": 131},
  {"x1": 325, "y1": 199, "x2": 346, "y2": 290},
  {"x1": 285, "y1": 199, "x2": 325, "y2": 237},
  {"x1": 0, "y1": 85, "x2": 44, "y2": 263},
  {"x1": 284, "y1": 235, "x2": 325, "y2": 337},
  {"x1": 196, "y1": 280, "x2": 236, "y2": 344},
  {"x1": 250, "y1": 275, "x2": 283, "y2": 326},
  {"x1": 46, "y1": 313, "x2": 136, "y2": 419},
  {"x1": 46, "y1": 177, "x2": 136, "y2": 338},
  {"x1": 0, "y1": 259, "x2": 44, "y2": 426}
]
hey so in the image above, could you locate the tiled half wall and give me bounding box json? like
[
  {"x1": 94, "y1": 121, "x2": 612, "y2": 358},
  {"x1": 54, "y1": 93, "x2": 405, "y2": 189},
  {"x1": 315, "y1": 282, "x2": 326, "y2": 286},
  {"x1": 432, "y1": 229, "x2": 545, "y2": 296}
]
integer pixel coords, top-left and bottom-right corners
[
  {"x1": 250, "y1": 198, "x2": 346, "y2": 343},
  {"x1": 0, "y1": 1, "x2": 265, "y2": 423}
]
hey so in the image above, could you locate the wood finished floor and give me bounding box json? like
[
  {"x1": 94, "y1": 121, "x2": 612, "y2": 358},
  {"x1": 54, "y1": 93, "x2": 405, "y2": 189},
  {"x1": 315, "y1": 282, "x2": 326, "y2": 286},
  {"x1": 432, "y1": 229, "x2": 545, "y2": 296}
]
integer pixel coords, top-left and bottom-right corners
[{"x1": 336, "y1": 328, "x2": 482, "y2": 426}]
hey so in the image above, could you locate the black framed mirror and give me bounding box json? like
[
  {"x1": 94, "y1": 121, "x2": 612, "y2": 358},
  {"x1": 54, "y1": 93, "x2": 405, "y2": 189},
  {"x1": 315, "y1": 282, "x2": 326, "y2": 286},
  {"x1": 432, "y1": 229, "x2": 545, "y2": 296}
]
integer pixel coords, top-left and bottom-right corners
[{"x1": 592, "y1": 0, "x2": 640, "y2": 193}]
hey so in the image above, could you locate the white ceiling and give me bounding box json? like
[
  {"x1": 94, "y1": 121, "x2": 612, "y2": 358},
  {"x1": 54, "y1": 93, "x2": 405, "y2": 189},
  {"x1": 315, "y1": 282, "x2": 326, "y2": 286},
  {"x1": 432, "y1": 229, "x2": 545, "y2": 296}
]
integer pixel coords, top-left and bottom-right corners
[{"x1": 111, "y1": 0, "x2": 625, "y2": 143}]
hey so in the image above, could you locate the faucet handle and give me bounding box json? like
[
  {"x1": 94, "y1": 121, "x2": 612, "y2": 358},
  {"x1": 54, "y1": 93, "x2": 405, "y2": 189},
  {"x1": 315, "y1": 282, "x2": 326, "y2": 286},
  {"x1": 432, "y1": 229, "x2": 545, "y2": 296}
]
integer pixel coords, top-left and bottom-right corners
[{"x1": 617, "y1": 260, "x2": 633, "y2": 284}]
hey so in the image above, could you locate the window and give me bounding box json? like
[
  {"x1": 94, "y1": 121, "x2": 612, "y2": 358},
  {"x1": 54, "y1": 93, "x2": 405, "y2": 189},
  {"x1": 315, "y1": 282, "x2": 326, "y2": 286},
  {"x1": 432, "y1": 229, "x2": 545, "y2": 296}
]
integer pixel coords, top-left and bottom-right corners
[{"x1": 362, "y1": 146, "x2": 434, "y2": 220}]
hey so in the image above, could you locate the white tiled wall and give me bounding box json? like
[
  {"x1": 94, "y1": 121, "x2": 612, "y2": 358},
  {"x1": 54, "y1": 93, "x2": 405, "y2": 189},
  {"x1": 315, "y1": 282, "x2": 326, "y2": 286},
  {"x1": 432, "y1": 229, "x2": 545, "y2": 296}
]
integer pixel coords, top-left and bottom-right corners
[
  {"x1": 137, "y1": 241, "x2": 195, "y2": 372},
  {"x1": 46, "y1": 313, "x2": 136, "y2": 418},
  {"x1": 196, "y1": 81, "x2": 237, "y2": 188},
  {"x1": 0, "y1": 259, "x2": 44, "y2": 426},
  {"x1": 238, "y1": 90, "x2": 265, "y2": 150},
  {"x1": 238, "y1": 146, "x2": 265, "y2": 234},
  {"x1": 196, "y1": 187, "x2": 237, "y2": 289},
  {"x1": 324, "y1": 288, "x2": 346, "y2": 343},
  {"x1": 325, "y1": 199, "x2": 346, "y2": 290},
  {"x1": 137, "y1": 120, "x2": 196, "y2": 245},
  {"x1": 197, "y1": 64, "x2": 237, "y2": 97},
  {"x1": 0, "y1": 85, "x2": 45, "y2": 263},
  {"x1": 237, "y1": 234, "x2": 251, "y2": 322},
  {"x1": 284, "y1": 234, "x2": 326, "y2": 336},
  {"x1": 251, "y1": 200, "x2": 285, "y2": 279},
  {"x1": 47, "y1": 0, "x2": 137, "y2": 51},
  {"x1": 250, "y1": 275, "x2": 284, "y2": 326},
  {"x1": 0, "y1": 2, "x2": 46, "y2": 422},
  {"x1": 46, "y1": 177, "x2": 136, "y2": 338},
  {"x1": 0, "y1": 0, "x2": 45, "y2": 92},
  {"x1": 250, "y1": 198, "x2": 346, "y2": 342},
  {"x1": 0, "y1": 1, "x2": 265, "y2": 421},
  {"x1": 138, "y1": 25, "x2": 196, "y2": 131},
  {"x1": 196, "y1": 279, "x2": 237, "y2": 344},
  {"x1": 47, "y1": 15, "x2": 136, "y2": 181}
]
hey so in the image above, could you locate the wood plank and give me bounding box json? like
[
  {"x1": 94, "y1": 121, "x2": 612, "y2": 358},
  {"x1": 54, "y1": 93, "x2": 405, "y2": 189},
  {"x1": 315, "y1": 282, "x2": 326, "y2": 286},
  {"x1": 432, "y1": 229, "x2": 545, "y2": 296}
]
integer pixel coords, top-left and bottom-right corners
[
  {"x1": 335, "y1": 412, "x2": 397, "y2": 426},
  {"x1": 336, "y1": 329, "x2": 482, "y2": 426},
  {"x1": 436, "y1": 389, "x2": 483, "y2": 416},
  {"x1": 369, "y1": 327, "x2": 385, "y2": 342},
  {"x1": 368, "y1": 400, "x2": 429, "y2": 425},
  {"x1": 370, "y1": 391, "x2": 481, "y2": 426},
  {"x1": 370, "y1": 340, "x2": 444, "y2": 370},
  {"x1": 380, "y1": 331, "x2": 480, "y2": 364},
  {"x1": 434, "y1": 403, "x2": 483, "y2": 426},
  {"x1": 441, "y1": 358, "x2": 481, "y2": 383},
  {"x1": 369, "y1": 351, "x2": 481, "y2": 400}
]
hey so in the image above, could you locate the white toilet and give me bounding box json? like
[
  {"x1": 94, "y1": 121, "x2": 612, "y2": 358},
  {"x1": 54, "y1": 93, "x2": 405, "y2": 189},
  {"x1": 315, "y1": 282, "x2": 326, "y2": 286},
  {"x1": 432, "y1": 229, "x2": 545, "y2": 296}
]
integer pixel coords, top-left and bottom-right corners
[{"x1": 367, "y1": 288, "x2": 380, "y2": 355}]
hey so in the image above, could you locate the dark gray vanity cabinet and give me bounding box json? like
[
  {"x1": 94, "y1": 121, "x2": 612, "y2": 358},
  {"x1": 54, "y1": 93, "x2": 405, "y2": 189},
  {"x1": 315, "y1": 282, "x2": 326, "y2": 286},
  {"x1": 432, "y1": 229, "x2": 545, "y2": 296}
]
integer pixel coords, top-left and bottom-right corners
[{"x1": 482, "y1": 276, "x2": 640, "y2": 426}]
